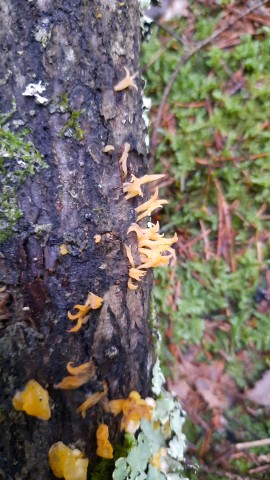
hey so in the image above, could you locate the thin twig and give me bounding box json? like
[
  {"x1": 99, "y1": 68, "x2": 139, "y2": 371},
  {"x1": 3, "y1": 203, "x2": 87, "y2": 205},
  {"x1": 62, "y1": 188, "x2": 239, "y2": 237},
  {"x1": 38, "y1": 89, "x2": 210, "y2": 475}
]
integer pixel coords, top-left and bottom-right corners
[
  {"x1": 236, "y1": 438, "x2": 270, "y2": 450},
  {"x1": 199, "y1": 464, "x2": 250, "y2": 480},
  {"x1": 153, "y1": 19, "x2": 186, "y2": 46},
  {"x1": 150, "y1": 0, "x2": 270, "y2": 166}
]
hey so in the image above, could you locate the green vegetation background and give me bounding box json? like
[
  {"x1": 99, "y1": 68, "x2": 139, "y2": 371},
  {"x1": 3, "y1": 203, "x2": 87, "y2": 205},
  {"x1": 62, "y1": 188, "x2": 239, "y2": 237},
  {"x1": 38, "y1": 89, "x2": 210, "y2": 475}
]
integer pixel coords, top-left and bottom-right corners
[{"x1": 142, "y1": 1, "x2": 270, "y2": 478}]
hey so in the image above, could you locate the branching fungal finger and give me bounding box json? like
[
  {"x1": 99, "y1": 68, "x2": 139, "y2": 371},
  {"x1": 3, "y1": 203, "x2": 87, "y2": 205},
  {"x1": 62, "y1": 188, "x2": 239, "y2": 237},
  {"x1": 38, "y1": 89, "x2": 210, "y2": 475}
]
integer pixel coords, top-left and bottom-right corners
[{"x1": 114, "y1": 66, "x2": 138, "y2": 92}]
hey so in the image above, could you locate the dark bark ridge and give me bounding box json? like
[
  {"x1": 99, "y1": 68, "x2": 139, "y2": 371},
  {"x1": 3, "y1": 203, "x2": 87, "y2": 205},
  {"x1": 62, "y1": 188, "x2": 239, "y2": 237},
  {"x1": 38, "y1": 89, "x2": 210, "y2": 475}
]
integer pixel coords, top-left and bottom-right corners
[{"x1": 0, "y1": 1, "x2": 154, "y2": 478}]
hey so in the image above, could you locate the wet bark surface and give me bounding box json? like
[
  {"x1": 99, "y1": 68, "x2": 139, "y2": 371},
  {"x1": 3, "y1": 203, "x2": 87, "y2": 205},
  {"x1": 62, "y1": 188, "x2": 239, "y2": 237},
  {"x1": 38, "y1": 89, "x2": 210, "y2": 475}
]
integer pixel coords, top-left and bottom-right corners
[{"x1": 0, "y1": 1, "x2": 154, "y2": 478}]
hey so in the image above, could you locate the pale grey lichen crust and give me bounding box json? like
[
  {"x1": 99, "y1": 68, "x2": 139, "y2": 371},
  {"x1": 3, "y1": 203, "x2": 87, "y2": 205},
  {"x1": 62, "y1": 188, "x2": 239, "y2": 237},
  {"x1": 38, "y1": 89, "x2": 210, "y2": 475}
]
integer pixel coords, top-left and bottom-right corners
[{"x1": 112, "y1": 359, "x2": 188, "y2": 480}]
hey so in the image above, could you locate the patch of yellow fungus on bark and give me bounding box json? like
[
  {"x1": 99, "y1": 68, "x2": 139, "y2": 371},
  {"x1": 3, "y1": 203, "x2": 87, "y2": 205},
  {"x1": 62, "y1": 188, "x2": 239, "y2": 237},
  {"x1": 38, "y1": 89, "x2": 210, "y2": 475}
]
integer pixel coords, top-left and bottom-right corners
[
  {"x1": 123, "y1": 174, "x2": 165, "y2": 199},
  {"x1": 96, "y1": 424, "x2": 113, "y2": 459},
  {"x1": 119, "y1": 142, "x2": 130, "y2": 179},
  {"x1": 12, "y1": 379, "x2": 51, "y2": 420},
  {"x1": 67, "y1": 292, "x2": 103, "y2": 332},
  {"x1": 77, "y1": 382, "x2": 108, "y2": 418},
  {"x1": 49, "y1": 442, "x2": 89, "y2": 480},
  {"x1": 135, "y1": 188, "x2": 168, "y2": 222},
  {"x1": 54, "y1": 360, "x2": 96, "y2": 389},
  {"x1": 114, "y1": 67, "x2": 138, "y2": 92},
  {"x1": 108, "y1": 391, "x2": 154, "y2": 433}
]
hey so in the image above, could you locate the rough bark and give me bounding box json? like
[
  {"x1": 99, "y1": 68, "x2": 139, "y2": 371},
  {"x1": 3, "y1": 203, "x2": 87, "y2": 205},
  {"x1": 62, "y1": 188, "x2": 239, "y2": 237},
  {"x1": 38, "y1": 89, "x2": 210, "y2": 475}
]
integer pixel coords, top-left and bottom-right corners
[{"x1": 0, "y1": 1, "x2": 154, "y2": 478}]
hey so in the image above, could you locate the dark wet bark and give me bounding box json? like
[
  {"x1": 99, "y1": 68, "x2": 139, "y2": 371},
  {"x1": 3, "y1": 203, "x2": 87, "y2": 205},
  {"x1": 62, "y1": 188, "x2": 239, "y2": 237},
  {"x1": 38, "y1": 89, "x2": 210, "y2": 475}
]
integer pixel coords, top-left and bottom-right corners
[{"x1": 0, "y1": 1, "x2": 154, "y2": 478}]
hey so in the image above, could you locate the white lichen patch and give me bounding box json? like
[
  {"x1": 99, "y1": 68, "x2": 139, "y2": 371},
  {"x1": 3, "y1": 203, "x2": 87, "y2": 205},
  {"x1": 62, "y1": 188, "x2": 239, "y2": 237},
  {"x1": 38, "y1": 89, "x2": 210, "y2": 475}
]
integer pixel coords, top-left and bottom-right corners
[
  {"x1": 34, "y1": 19, "x2": 51, "y2": 48},
  {"x1": 138, "y1": 0, "x2": 153, "y2": 33},
  {"x1": 22, "y1": 81, "x2": 49, "y2": 105},
  {"x1": 112, "y1": 359, "x2": 188, "y2": 480}
]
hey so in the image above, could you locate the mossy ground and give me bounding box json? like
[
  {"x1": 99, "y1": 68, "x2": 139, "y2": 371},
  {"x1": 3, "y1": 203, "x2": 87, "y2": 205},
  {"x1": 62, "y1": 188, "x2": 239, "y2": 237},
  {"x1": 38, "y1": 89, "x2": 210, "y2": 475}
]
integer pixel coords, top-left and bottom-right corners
[{"x1": 142, "y1": 1, "x2": 270, "y2": 478}]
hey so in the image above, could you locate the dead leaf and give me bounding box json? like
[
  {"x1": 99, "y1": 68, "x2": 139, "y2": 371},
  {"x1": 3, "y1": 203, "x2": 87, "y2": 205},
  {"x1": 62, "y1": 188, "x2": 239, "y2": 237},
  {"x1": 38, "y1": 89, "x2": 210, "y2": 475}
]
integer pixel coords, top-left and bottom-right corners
[{"x1": 246, "y1": 370, "x2": 270, "y2": 406}]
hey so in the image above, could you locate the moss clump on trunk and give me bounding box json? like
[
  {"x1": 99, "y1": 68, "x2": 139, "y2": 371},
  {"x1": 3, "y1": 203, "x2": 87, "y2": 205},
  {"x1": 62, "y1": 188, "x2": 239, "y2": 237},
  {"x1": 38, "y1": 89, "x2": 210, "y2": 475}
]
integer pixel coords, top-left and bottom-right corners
[{"x1": 0, "y1": 102, "x2": 47, "y2": 242}]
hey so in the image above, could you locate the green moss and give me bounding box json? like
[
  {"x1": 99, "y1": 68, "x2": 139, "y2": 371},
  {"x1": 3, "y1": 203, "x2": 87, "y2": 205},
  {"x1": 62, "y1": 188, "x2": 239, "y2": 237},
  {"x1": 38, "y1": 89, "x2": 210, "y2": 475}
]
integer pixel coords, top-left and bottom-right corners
[
  {"x1": 0, "y1": 101, "x2": 47, "y2": 242},
  {"x1": 57, "y1": 93, "x2": 70, "y2": 113},
  {"x1": 90, "y1": 435, "x2": 135, "y2": 480},
  {"x1": 58, "y1": 109, "x2": 86, "y2": 141}
]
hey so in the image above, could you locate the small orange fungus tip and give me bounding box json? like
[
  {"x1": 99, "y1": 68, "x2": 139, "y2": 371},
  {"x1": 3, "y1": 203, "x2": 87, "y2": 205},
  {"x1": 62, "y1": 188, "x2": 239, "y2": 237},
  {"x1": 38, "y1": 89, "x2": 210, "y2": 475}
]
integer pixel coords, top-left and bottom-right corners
[
  {"x1": 119, "y1": 142, "x2": 130, "y2": 179},
  {"x1": 135, "y1": 188, "x2": 168, "y2": 222},
  {"x1": 114, "y1": 66, "x2": 138, "y2": 92},
  {"x1": 12, "y1": 380, "x2": 51, "y2": 421},
  {"x1": 129, "y1": 268, "x2": 146, "y2": 282},
  {"x1": 60, "y1": 244, "x2": 68, "y2": 255},
  {"x1": 109, "y1": 390, "x2": 154, "y2": 433},
  {"x1": 96, "y1": 424, "x2": 113, "y2": 459},
  {"x1": 128, "y1": 221, "x2": 161, "y2": 241},
  {"x1": 128, "y1": 278, "x2": 138, "y2": 290},
  {"x1": 67, "y1": 292, "x2": 103, "y2": 332},
  {"x1": 77, "y1": 383, "x2": 108, "y2": 418},
  {"x1": 103, "y1": 145, "x2": 115, "y2": 153},
  {"x1": 123, "y1": 174, "x2": 165, "y2": 199},
  {"x1": 54, "y1": 361, "x2": 96, "y2": 390},
  {"x1": 125, "y1": 244, "x2": 135, "y2": 268},
  {"x1": 49, "y1": 441, "x2": 89, "y2": 480},
  {"x1": 94, "y1": 234, "x2": 101, "y2": 244}
]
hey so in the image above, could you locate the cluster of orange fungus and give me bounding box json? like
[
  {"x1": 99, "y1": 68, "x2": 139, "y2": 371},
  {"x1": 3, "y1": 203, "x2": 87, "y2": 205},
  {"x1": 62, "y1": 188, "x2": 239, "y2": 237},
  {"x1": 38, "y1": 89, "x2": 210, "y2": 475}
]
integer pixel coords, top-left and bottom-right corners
[
  {"x1": 96, "y1": 424, "x2": 113, "y2": 459},
  {"x1": 12, "y1": 379, "x2": 51, "y2": 421},
  {"x1": 123, "y1": 174, "x2": 165, "y2": 200},
  {"x1": 135, "y1": 188, "x2": 168, "y2": 222},
  {"x1": 68, "y1": 292, "x2": 103, "y2": 332},
  {"x1": 49, "y1": 442, "x2": 89, "y2": 480},
  {"x1": 77, "y1": 382, "x2": 108, "y2": 418},
  {"x1": 125, "y1": 222, "x2": 177, "y2": 289},
  {"x1": 54, "y1": 360, "x2": 96, "y2": 390},
  {"x1": 108, "y1": 391, "x2": 154, "y2": 433}
]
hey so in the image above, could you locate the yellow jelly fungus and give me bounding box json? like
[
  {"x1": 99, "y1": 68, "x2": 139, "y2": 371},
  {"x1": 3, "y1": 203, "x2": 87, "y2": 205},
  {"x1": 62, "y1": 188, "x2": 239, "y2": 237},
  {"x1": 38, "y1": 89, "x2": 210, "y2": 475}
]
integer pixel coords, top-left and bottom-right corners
[
  {"x1": 96, "y1": 424, "x2": 113, "y2": 459},
  {"x1": 94, "y1": 234, "x2": 101, "y2": 243},
  {"x1": 67, "y1": 292, "x2": 103, "y2": 333},
  {"x1": 114, "y1": 66, "x2": 138, "y2": 92},
  {"x1": 135, "y1": 188, "x2": 168, "y2": 222},
  {"x1": 60, "y1": 244, "x2": 68, "y2": 255},
  {"x1": 123, "y1": 174, "x2": 165, "y2": 200},
  {"x1": 119, "y1": 142, "x2": 130, "y2": 179},
  {"x1": 109, "y1": 391, "x2": 154, "y2": 433},
  {"x1": 54, "y1": 361, "x2": 96, "y2": 390},
  {"x1": 49, "y1": 442, "x2": 89, "y2": 480},
  {"x1": 77, "y1": 383, "x2": 108, "y2": 418},
  {"x1": 12, "y1": 379, "x2": 51, "y2": 420}
]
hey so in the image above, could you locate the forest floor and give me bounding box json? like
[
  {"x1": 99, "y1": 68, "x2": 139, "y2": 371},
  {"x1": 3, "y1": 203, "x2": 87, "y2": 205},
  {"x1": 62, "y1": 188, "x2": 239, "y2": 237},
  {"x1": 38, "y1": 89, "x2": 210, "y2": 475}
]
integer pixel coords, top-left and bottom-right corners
[{"x1": 142, "y1": 1, "x2": 270, "y2": 479}]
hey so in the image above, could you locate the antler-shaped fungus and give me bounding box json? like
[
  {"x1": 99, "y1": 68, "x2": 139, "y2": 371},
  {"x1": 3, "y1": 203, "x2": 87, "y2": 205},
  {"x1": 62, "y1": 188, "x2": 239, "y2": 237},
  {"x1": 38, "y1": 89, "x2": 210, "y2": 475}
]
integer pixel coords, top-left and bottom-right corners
[{"x1": 123, "y1": 174, "x2": 165, "y2": 200}]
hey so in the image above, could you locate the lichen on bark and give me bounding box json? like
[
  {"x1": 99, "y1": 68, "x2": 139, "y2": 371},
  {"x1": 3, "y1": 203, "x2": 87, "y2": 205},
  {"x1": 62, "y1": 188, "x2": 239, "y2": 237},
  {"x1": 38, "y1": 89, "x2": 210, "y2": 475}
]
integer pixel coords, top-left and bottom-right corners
[{"x1": 0, "y1": 101, "x2": 47, "y2": 242}]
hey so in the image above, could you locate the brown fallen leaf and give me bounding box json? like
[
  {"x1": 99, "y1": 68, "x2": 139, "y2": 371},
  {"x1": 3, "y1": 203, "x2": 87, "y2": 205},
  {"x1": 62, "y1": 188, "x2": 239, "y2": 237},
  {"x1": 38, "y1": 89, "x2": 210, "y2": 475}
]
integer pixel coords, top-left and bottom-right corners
[{"x1": 245, "y1": 370, "x2": 270, "y2": 407}]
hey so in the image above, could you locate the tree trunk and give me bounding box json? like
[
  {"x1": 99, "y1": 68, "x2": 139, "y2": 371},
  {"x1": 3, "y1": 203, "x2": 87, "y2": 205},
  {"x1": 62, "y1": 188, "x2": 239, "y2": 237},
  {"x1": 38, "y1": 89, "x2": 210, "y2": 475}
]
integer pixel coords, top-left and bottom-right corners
[{"x1": 0, "y1": 1, "x2": 154, "y2": 478}]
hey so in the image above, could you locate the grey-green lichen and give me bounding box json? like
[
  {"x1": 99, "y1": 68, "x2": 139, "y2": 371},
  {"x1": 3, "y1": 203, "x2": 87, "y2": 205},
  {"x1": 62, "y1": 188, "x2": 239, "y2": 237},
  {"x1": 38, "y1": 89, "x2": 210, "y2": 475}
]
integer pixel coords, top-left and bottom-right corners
[
  {"x1": 0, "y1": 101, "x2": 47, "y2": 242},
  {"x1": 112, "y1": 360, "x2": 188, "y2": 480},
  {"x1": 34, "y1": 18, "x2": 52, "y2": 48}
]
